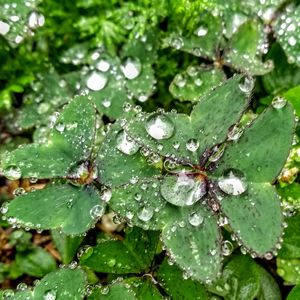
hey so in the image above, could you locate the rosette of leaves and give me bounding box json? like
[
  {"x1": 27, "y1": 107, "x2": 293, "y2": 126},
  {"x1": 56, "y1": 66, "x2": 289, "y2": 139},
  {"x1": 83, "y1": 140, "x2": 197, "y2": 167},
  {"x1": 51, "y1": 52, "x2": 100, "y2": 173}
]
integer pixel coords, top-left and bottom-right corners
[
  {"x1": 98, "y1": 75, "x2": 294, "y2": 283},
  {"x1": 0, "y1": 96, "x2": 107, "y2": 235}
]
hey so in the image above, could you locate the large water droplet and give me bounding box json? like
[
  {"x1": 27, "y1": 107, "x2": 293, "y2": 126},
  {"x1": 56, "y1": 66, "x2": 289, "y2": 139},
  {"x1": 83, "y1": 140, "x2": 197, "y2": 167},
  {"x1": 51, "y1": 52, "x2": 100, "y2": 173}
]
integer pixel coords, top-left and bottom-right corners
[
  {"x1": 160, "y1": 173, "x2": 206, "y2": 206},
  {"x1": 195, "y1": 25, "x2": 208, "y2": 37},
  {"x1": 186, "y1": 139, "x2": 199, "y2": 152},
  {"x1": 188, "y1": 212, "x2": 204, "y2": 226},
  {"x1": 43, "y1": 289, "x2": 57, "y2": 300},
  {"x1": 272, "y1": 96, "x2": 287, "y2": 109},
  {"x1": 0, "y1": 21, "x2": 10, "y2": 35},
  {"x1": 121, "y1": 57, "x2": 142, "y2": 80},
  {"x1": 221, "y1": 240, "x2": 234, "y2": 256},
  {"x1": 218, "y1": 169, "x2": 247, "y2": 196},
  {"x1": 96, "y1": 60, "x2": 110, "y2": 72},
  {"x1": 3, "y1": 165, "x2": 22, "y2": 180},
  {"x1": 145, "y1": 114, "x2": 175, "y2": 140},
  {"x1": 116, "y1": 130, "x2": 140, "y2": 155},
  {"x1": 170, "y1": 36, "x2": 184, "y2": 49},
  {"x1": 137, "y1": 206, "x2": 154, "y2": 222},
  {"x1": 239, "y1": 76, "x2": 254, "y2": 93},
  {"x1": 86, "y1": 72, "x2": 108, "y2": 91},
  {"x1": 90, "y1": 204, "x2": 105, "y2": 220},
  {"x1": 28, "y1": 11, "x2": 45, "y2": 29}
]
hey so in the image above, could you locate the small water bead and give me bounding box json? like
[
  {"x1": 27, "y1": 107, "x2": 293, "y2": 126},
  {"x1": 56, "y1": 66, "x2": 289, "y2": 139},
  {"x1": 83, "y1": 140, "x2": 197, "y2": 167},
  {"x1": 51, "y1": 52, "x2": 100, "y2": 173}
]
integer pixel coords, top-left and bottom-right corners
[
  {"x1": 188, "y1": 212, "x2": 204, "y2": 226},
  {"x1": 16, "y1": 282, "x2": 27, "y2": 291},
  {"x1": 174, "y1": 74, "x2": 187, "y2": 87},
  {"x1": 186, "y1": 139, "x2": 199, "y2": 152},
  {"x1": 126, "y1": 211, "x2": 134, "y2": 220},
  {"x1": 137, "y1": 206, "x2": 154, "y2": 222},
  {"x1": 116, "y1": 130, "x2": 140, "y2": 155},
  {"x1": 160, "y1": 172, "x2": 207, "y2": 206},
  {"x1": 101, "y1": 286, "x2": 110, "y2": 295},
  {"x1": 218, "y1": 169, "x2": 247, "y2": 196},
  {"x1": 221, "y1": 240, "x2": 234, "y2": 256},
  {"x1": 100, "y1": 189, "x2": 112, "y2": 202},
  {"x1": 121, "y1": 57, "x2": 142, "y2": 80},
  {"x1": 265, "y1": 252, "x2": 273, "y2": 260},
  {"x1": 163, "y1": 159, "x2": 178, "y2": 171},
  {"x1": 238, "y1": 76, "x2": 254, "y2": 93},
  {"x1": 122, "y1": 102, "x2": 132, "y2": 112},
  {"x1": 43, "y1": 289, "x2": 57, "y2": 300},
  {"x1": 102, "y1": 98, "x2": 111, "y2": 108},
  {"x1": 227, "y1": 125, "x2": 243, "y2": 141},
  {"x1": 86, "y1": 71, "x2": 108, "y2": 91},
  {"x1": 13, "y1": 187, "x2": 26, "y2": 196},
  {"x1": 90, "y1": 205, "x2": 105, "y2": 220},
  {"x1": 0, "y1": 20, "x2": 10, "y2": 35},
  {"x1": 0, "y1": 203, "x2": 9, "y2": 214},
  {"x1": 96, "y1": 60, "x2": 110, "y2": 72},
  {"x1": 55, "y1": 122, "x2": 65, "y2": 133},
  {"x1": 3, "y1": 165, "x2": 22, "y2": 180},
  {"x1": 288, "y1": 36, "x2": 297, "y2": 46},
  {"x1": 209, "y1": 144, "x2": 226, "y2": 163},
  {"x1": 28, "y1": 11, "x2": 45, "y2": 29},
  {"x1": 170, "y1": 36, "x2": 183, "y2": 49},
  {"x1": 272, "y1": 96, "x2": 287, "y2": 109},
  {"x1": 194, "y1": 78, "x2": 203, "y2": 86},
  {"x1": 195, "y1": 26, "x2": 208, "y2": 37},
  {"x1": 145, "y1": 114, "x2": 175, "y2": 140}
]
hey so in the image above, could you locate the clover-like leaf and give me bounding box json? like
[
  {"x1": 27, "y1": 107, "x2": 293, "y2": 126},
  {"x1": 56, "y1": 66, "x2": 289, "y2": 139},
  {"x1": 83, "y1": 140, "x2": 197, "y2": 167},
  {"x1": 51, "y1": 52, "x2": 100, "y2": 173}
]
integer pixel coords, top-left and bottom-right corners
[
  {"x1": 287, "y1": 285, "x2": 300, "y2": 300},
  {"x1": 169, "y1": 65, "x2": 226, "y2": 102},
  {"x1": 156, "y1": 258, "x2": 208, "y2": 300},
  {"x1": 4, "y1": 184, "x2": 104, "y2": 235},
  {"x1": 161, "y1": 203, "x2": 222, "y2": 283},
  {"x1": 80, "y1": 227, "x2": 159, "y2": 274},
  {"x1": 1, "y1": 95, "x2": 96, "y2": 179},
  {"x1": 274, "y1": 4, "x2": 300, "y2": 67}
]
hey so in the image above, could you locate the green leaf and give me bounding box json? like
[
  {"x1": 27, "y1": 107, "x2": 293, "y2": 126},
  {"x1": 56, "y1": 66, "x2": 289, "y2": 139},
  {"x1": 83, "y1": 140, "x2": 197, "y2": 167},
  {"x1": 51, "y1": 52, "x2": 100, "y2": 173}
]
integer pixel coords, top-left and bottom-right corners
[
  {"x1": 224, "y1": 20, "x2": 273, "y2": 75},
  {"x1": 88, "y1": 281, "x2": 136, "y2": 300},
  {"x1": 274, "y1": 5, "x2": 300, "y2": 67},
  {"x1": 5, "y1": 184, "x2": 104, "y2": 235},
  {"x1": 262, "y1": 43, "x2": 300, "y2": 95},
  {"x1": 283, "y1": 86, "x2": 300, "y2": 117},
  {"x1": 80, "y1": 227, "x2": 159, "y2": 274},
  {"x1": 278, "y1": 214, "x2": 300, "y2": 259},
  {"x1": 218, "y1": 182, "x2": 283, "y2": 255},
  {"x1": 97, "y1": 122, "x2": 160, "y2": 187},
  {"x1": 166, "y1": 12, "x2": 222, "y2": 60},
  {"x1": 215, "y1": 103, "x2": 294, "y2": 182},
  {"x1": 161, "y1": 203, "x2": 222, "y2": 283},
  {"x1": 287, "y1": 285, "x2": 300, "y2": 300},
  {"x1": 156, "y1": 258, "x2": 207, "y2": 300},
  {"x1": 1, "y1": 95, "x2": 96, "y2": 179},
  {"x1": 34, "y1": 268, "x2": 87, "y2": 300},
  {"x1": 277, "y1": 258, "x2": 300, "y2": 285},
  {"x1": 51, "y1": 230, "x2": 83, "y2": 264},
  {"x1": 109, "y1": 178, "x2": 178, "y2": 230},
  {"x1": 169, "y1": 65, "x2": 226, "y2": 102},
  {"x1": 15, "y1": 247, "x2": 57, "y2": 277}
]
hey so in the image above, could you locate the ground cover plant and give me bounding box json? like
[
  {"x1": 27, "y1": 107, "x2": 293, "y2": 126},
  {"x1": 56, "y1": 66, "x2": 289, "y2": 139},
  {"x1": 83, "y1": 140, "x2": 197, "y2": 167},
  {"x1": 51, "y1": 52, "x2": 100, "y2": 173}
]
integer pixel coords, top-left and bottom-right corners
[{"x1": 0, "y1": 0, "x2": 300, "y2": 299}]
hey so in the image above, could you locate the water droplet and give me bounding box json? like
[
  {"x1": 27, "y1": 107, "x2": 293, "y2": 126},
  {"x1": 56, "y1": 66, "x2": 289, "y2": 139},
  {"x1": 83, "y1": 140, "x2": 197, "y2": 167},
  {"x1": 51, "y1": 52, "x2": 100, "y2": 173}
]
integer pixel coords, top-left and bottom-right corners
[
  {"x1": 221, "y1": 240, "x2": 234, "y2": 256},
  {"x1": 227, "y1": 125, "x2": 243, "y2": 141},
  {"x1": 43, "y1": 289, "x2": 57, "y2": 300},
  {"x1": 90, "y1": 205, "x2": 104, "y2": 220},
  {"x1": 160, "y1": 173, "x2": 206, "y2": 206},
  {"x1": 145, "y1": 114, "x2": 175, "y2": 140},
  {"x1": 170, "y1": 36, "x2": 183, "y2": 49},
  {"x1": 288, "y1": 36, "x2": 296, "y2": 46},
  {"x1": 116, "y1": 130, "x2": 140, "y2": 155},
  {"x1": 239, "y1": 76, "x2": 254, "y2": 93},
  {"x1": 101, "y1": 286, "x2": 110, "y2": 295},
  {"x1": 218, "y1": 169, "x2": 247, "y2": 196},
  {"x1": 55, "y1": 122, "x2": 65, "y2": 133},
  {"x1": 107, "y1": 258, "x2": 116, "y2": 267},
  {"x1": 137, "y1": 206, "x2": 154, "y2": 222},
  {"x1": 16, "y1": 283, "x2": 27, "y2": 291},
  {"x1": 186, "y1": 139, "x2": 199, "y2": 152},
  {"x1": 3, "y1": 165, "x2": 22, "y2": 180},
  {"x1": 209, "y1": 144, "x2": 226, "y2": 162},
  {"x1": 174, "y1": 74, "x2": 187, "y2": 87},
  {"x1": 86, "y1": 72, "x2": 108, "y2": 91},
  {"x1": 101, "y1": 189, "x2": 112, "y2": 202},
  {"x1": 0, "y1": 21, "x2": 10, "y2": 35},
  {"x1": 13, "y1": 187, "x2": 26, "y2": 197},
  {"x1": 265, "y1": 252, "x2": 273, "y2": 260},
  {"x1": 272, "y1": 96, "x2": 287, "y2": 109},
  {"x1": 195, "y1": 26, "x2": 208, "y2": 37},
  {"x1": 188, "y1": 212, "x2": 204, "y2": 226},
  {"x1": 28, "y1": 11, "x2": 45, "y2": 29},
  {"x1": 121, "y1": 57, "x2": 142, "y2": 80},
  {"x1": 102, "y1": 98, "x2": 111, "y2": 108},
  {"x1": 96, "y1": 60, "x2": 110, "y2": 72}
]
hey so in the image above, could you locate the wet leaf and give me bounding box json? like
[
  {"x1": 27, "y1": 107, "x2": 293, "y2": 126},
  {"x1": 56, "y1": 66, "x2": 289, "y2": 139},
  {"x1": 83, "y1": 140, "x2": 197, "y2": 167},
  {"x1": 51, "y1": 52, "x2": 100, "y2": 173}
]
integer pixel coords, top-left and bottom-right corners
[{"x1": 287, "y1": 285, "x2": 300, "y2": 300}]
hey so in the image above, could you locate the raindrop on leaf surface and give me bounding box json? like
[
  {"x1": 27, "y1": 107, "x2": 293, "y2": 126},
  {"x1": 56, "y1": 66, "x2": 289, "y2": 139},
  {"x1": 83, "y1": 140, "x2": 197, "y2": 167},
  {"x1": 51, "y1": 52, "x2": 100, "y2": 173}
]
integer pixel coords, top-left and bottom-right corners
[
  {"x1": 121, "y1": 57, "x2": 142, "y2": 80},
  {"x1": 145, "y1": 114, "x2": 175, "y2": 140},
  {"x1": 86, "y1": 72, "x2": 108, "y2": 91},
  {"x1": 3, "y1": 165, "x2": 22, "y2": 180},
  {"x1": 272, "y1": 96, "x2": 287, "y2": 109},
  {"x1": 116, "y1": 130, "x2": 140, "y2": 155},
  {"x1": 218, "y1": 169, "x2": 247, "y2": 196}
]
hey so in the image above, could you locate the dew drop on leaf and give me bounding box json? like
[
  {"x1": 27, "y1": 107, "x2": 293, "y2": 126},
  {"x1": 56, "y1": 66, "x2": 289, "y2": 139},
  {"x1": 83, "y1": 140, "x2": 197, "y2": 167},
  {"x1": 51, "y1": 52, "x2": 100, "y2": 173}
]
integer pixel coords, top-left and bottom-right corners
[
  {"x1": 28, "y1": 11, "x2": 45, "y2": 29},
  {"x1": 272, "y1": 96, "x2": 287, "y2": 109},
  {"x1": 227, "y1": 125, "x2": 244, "y2": 141},
  {"x1": 218, "y1": 169, "x2": 247, "y2": 196},
  {"x1": 90, "y1": 204, "x2": 105, "y2": 220},
  {"x1": 186, "y1": 139, "x2": 199, "y2": 152},
  {"x1": 13, "y1": 187, "x2": 26, "y2": 197},
  {"x1": 188, "y1": 212, "x2": 204, "y2": 226},
  {"x1": 0, "y1": 21, "x2": 10, "y2": 35},
  {"x1": 3, "y1": 165, "x2": 22, "y2": 180},
  {"x1": 195, "y1": 25, "x2": 208, "y2": 37},
  {"x1": 121, "y1": 57, "x2": 142, "y2": 80},
  {"x1": 43, "y1": 289, "x2": 57, "y2": 300},
  {"x1": 160, "y1": 172, "x2": 206, "y2": 206},
  {"x1": 238, "y1": 76, "x2": 254, "y2": 93},
  {"x1": 55, "y1": 122, "x2": 65, "y2": 133},
  {"x1": 102, "y1": 98, "x2": 111, "y2": 108},
  {"x1": 86, "y1": 71, "x2": 108, "y2": 91},
  {"x1": 145, "y1": 114, "x2": 175, "y2": 140},
  {"x1": 221, "y1": 240, "x2": 234, "y2": 256},
  {"x1": 96, "y1": 60, "x2": 110, "y2": 72},
  {"x1": 137, "y1": 206, "x2": 154, "y2": 222},
  {"x1": 170, "y1": 36, "x2": 183, "y2": 49},
  {"x1": 116, "y1": 130, "x2": 140, "y2": 155}
]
